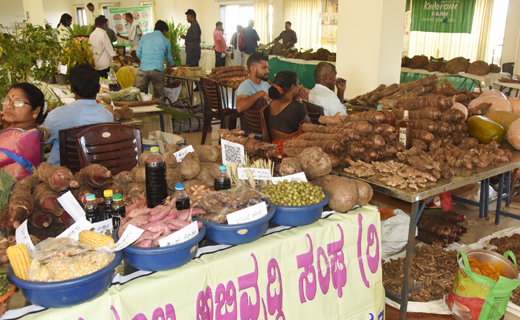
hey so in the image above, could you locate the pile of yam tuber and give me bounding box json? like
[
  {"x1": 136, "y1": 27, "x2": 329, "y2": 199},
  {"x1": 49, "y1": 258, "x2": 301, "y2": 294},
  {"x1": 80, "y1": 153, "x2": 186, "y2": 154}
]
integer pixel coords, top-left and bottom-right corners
[
  {"x1": 208, "y1": 66, "x2": 248, "y2": 85},
  {"x1": 402, "y1": 55, "x2": 501, "y2": 75},
  {"x1": 416, "y1": 210, "x2": 468, "y2": 247}
]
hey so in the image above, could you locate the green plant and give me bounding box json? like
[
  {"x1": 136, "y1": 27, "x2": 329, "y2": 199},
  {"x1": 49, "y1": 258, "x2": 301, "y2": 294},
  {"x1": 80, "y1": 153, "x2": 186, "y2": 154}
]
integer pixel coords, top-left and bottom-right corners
[
  {"x1": 165, "y1": 20, "x2": 188, "y2": 61},
  {"x1": 69, "y1": 23, "x2": 94, "y2": 38},
  {"x1": 0, "y1": 23, "x2": 61, "y2": 97}
]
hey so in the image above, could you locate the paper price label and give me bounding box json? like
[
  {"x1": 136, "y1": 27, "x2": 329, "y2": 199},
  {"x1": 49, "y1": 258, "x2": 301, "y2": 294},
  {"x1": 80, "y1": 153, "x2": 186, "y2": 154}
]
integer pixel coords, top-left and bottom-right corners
[
  {"x1": 15, "y1": 220, "x2": 35, "y2": 252},
  {"x1": 159, "y1": 221, "x2": 198, "y2": 247},
  {"x1": 57, "y1": 218, "x2": 93, "y2": 241},
  {"x1": 57, "y1": 191, "x2": 86, "y2": 221},
  {"x1": 113, "y1": 224, "x2": 145, "y2": 251},
  {"x1": 92, "y1": 219, "x2": 113, "y2": 236},
  {"x1": 59, "y1": 64, "x2": 68, "y2": 75},
  {"x1": 227, "y1": 201, "x2": 268, "y2": 225},
  {"x1": 237, "y1": 168, "x2": 272, "y2": 181},
  {"x1": 271, "y1": 172, "x2": 308, "y2": 185},
  {"x1": 173, "y1": 145, "x2": 195, "y2": 162},
  {"x1": 221, "y1": 139, "x2": 245, "y2": 166}
]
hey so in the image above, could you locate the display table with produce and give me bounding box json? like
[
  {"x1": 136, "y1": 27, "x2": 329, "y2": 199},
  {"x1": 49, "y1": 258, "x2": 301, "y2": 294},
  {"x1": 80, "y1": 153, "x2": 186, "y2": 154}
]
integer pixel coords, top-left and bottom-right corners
[
  {"x1": 494, "y1": 81, "x2": 520, "y2": 98},
  {"x1": 2, "y1": 206, "x2": 384, "y2": 320},
  {"x1": 179, "y1": 48, "x2": 233, "y2": 70},
  {"x1": 267, "y1": 56, "x2": 335, "y2": 90},
  {"x1": 400, "y1": 67, "x2": 479, "y2": 92}
]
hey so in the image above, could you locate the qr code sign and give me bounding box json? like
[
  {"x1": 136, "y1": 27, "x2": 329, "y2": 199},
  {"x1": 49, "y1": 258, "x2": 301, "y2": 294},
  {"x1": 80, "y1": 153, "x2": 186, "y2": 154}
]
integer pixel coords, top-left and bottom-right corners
[{"x1": 221, "y1": 139, "x2": 245, "y2": 166}]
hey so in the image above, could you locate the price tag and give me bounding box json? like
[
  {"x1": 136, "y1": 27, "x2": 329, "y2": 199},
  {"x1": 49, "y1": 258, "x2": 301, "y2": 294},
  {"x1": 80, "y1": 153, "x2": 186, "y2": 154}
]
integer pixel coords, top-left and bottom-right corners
[
  {"x1": 173, "y1": 145, "x2": 195, "y2": 162},
  {"x1": 36, "y1": 60, "x2": 43, "y2": 68},
  {"x1": 92, "y1": 219, "x2": 113, "y2": 236},
  {"x1": 57, "y1": 218, "x2": 93, "y2": 241},
  {"x1": 221, "y1": 139, "x2": 245, "y2": 166},
  {"x1": 271, "y1": 172, "x2": 308, "y2": 185},
  {"x1": 158, "y1": 221, "x2": 198, "y2": 247},
  {"x1": 59, "y1": 64, "x2": 68, "y2": 75},
  {"x1": 15, "y1": 220, "x2": 35, "y2": 252},
  {"x1": 57, "y1": 191, "x2": 86, "y2": 221},
  {"x1": 113, "y1": 224, "x2": 145, "y2": 251},
  {"x1": 227, "y1": 201, "x2": 268, "y2": 225},
  {"x1": 237, "y1": 168, "x2": 272, "y2": 181}
]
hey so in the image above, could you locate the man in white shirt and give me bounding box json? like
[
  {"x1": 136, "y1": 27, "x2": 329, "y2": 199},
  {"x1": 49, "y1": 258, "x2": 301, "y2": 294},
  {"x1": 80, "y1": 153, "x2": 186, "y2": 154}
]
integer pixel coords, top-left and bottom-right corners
[
  {"x1": 309, "y1": 62, "x2": 347, "y2": 116},
  {"x1": 89, "y1": 16, "x2": 122, "y2": 78},
  {"x1": 117, "y1": 12, "x2": 142, "y2": 52},
  {"x1": 86, "y1": 3, "x2": 101, "y2": 26}
]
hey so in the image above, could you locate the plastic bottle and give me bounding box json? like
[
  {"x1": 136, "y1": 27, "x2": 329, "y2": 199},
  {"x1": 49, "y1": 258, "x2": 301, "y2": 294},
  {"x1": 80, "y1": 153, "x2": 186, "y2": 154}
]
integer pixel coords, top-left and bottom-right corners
[
  {"x1": 103, "y1": 189, "x2": 113, "y2": 220},
  {"x1": 173, "y1": 183, "x2": 190, "y2": 210},
  {"x1": 145, "y1": 147, "x2": 168, "y2": 208},
  {"x1": 377, "y1": 105, "x2": 396, "y2": 127},
  {"x1": 399, "y1": 110, "x2": 413, "y2": 149},
  {"x1": 111, "y1": 193, "x2": 125, "y2": 229},
  {"x1": 214, "y1": 165, "x2": 231, "y2": 191},
  {"x1": 108, "y1": 68, "x2": 118, "y2": 91},
  {"x1": 85, "y1": 194, "x2": 100, "y2": 223}
]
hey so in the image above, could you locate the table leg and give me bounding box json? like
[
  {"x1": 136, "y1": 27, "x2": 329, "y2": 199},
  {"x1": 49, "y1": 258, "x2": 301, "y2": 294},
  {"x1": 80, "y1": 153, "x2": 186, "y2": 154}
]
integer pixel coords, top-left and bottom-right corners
[
  {"x1": 160, "y1": 114, "x2": 165, "y2": 132},
  {"x1": 479, "y1": 179, "x2": 486, "y2": 219},
  {"x1": 232, "y1": 88, "x2": 236, "y2": 109},
  {"x1": 506, "y1": 170, "x2": 512, "y2": 207}
]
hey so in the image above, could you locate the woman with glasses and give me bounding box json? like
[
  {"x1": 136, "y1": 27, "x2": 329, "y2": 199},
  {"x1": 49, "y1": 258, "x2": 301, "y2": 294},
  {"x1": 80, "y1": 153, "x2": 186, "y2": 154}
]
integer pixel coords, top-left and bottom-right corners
[{"x1": 0, "y1": 83, "x2": 47, "y2": 180}]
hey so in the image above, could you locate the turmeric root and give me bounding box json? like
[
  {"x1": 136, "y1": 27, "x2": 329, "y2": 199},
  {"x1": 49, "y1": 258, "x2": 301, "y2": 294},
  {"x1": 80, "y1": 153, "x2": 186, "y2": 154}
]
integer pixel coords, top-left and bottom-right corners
[
  {"x1": 297, "y1": 132, "x2": 348, "y2": 144},
  {"x1": 301, "y1": 123, "x2": 360, "y2": 140},
  {"x1": 33, "y1": 183, "x2": 64, "y2": 217},
  {"x1": 37, "y1": 163, "x2": 79, "y2": 191},
  {"x1": 218, "y1": 129, "x2": 281, "y2": 159},
  {"x1": 75, "y1": 164, "x2": 112, "y2": 189},
  {"x1": 412, "y1": 129, "x2": 434, "y2": 142},
  {"x1": 284, "y1": 139, "x2": 343, "y2": 154}
]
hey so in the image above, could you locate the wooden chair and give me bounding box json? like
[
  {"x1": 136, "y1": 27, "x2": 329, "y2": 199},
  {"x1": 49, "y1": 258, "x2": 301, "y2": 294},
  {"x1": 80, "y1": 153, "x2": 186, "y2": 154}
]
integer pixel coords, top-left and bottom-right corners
[
  {"x1": 59, "y1": 123, "x2": 112, "y2": 173},
  {"x1": 303, "y1": 100, "x2": 325, "y2": 125},
  {"x1": 75, "y1": 124, "x2": 143, "y2": 175},
  {"x1": 239, "y1": 98, "x2": 270, "y2": 142},
  {"x1": 200, "y1": 77, "x2": 239, "y2": 144}
]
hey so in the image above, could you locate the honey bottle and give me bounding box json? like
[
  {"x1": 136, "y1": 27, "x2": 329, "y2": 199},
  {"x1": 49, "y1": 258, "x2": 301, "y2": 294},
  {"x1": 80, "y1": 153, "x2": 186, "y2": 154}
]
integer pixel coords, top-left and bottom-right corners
[{"x1": 399, "y1": 110, "x2": 413, "y2": 149}]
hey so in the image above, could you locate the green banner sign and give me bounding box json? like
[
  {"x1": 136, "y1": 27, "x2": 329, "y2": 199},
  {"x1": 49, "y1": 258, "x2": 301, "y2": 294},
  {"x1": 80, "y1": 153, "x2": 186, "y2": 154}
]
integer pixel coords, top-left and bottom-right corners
[
  {"x1": 108, "y1": 6, "x2": 152, "y2": 35},
  {"x1": 411, "y1": 0, "x2": 476, "y2": 34}
]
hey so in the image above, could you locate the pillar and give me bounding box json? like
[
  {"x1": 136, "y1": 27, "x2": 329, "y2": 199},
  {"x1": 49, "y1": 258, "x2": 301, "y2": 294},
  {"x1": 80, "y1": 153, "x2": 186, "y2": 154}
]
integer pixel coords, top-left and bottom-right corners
[
  {"x1": 336, "y1": 0, "x2": 406, "y2": 99},
  {"x1": 22, "y1": 0, "x2": 45, "y2": 26}
]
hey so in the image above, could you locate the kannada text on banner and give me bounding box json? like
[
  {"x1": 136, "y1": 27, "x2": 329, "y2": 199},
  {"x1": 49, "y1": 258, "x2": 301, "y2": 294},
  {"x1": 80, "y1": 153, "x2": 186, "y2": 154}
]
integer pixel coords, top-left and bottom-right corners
[
  {"x1": 16, "y1": 206, "x2": 384, "y2": 320},
  {"x1": 411, "y1": 0, "x2": 476, "y2": 34}
]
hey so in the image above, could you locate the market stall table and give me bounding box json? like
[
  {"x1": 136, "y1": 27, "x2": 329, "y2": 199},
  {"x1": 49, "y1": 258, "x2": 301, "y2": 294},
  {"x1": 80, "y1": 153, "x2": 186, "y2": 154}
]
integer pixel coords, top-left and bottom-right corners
[
  {"x1": 332, "y1": 149, "x2": 520, "y2": 319},
  {"x1": 117, "y1": 105, "x2": 173, "y2": 137},
  {"x1": 268, "y1": 56, "x2": 335, "y2": 90},
  {"x1": 165, "y1": 74, "x2": 205, "y2": 108},
  {"x1": 2, "y1": 206, "x2": 385, "y2": 320},
  {"x1": 494, "y1": 81, "x2": 520, "y2": 97},
  {"x1": 179, "y1": 48, "x2": 233, "y2": 70}
]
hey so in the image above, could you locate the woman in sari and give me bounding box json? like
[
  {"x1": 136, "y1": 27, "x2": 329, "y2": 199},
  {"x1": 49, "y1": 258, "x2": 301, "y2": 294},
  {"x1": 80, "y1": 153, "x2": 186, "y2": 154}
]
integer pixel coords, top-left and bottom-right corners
[
  {"x1": 0, "y1": 83, "x2": 47, "y2": 180},
  {"x1": 267, "y1": 70, "x2": 311, "y2": 157}
]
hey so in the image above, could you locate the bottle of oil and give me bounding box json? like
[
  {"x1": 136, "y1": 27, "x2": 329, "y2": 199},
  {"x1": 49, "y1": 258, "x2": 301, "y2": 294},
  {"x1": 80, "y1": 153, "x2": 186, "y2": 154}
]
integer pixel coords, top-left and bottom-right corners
[
  {"x1": 399, "y1": 110, "x2": 413, "y2": 149},
  {"x1": 111, "y1": 193, "x2": 125, "y2": 229},
  {"x1": 377, "y1": 105, "x2": 396, "y2": 127},
  {"x1": 214, "y1": 165, "x2": 231, "y2": 191},
  {"x1": 85, "y1": 194, "x2": 100, "y2": 223},
  {"x1": 145, "y1": 147, "x2": 168, "y2": 208},
  {"x1": 173, "y1": 183, "x2": 190, "y2": 210},
  {"x1": 103, "y1": 189, "x2": 113, "y2": 220}
]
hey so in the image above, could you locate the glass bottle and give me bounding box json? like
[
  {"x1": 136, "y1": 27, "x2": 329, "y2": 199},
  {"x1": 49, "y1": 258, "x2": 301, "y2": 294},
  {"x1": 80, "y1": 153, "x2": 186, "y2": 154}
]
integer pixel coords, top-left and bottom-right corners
[
  {"x1": 145, "y1": 147, "x2": 168, "y2": 208},
  {"x1": 399, "y1": 110, "x2": 413, "y2": 149},
  {"x1": 111, "y1": 193, "x2": 125, "y2": 229},
  {"x1": 214, "y1": 165, "x2": 231, "y2": 191}
]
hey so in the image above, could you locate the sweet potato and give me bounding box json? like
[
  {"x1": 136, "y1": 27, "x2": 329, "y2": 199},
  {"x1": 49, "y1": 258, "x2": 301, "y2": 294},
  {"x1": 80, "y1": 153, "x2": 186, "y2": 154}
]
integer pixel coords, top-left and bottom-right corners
[
  {"x1": 180, "y1": 152, "x2": 200, "y2": 180},
  {"x1": 194, "y1": 145, "x2": 220, "y2": 163},
  {"x1": 314, "y1": 175, "x2": 358, "y2": 212},
  {"x1": 354, "y1": 180, "x2": 373, "y2": 206},
  {"x1": 297, "y1": 147, "x2": 332, "y2": 178},
  {"x1": 279, "y1": 157, "x2": 302, "y2": 176}
]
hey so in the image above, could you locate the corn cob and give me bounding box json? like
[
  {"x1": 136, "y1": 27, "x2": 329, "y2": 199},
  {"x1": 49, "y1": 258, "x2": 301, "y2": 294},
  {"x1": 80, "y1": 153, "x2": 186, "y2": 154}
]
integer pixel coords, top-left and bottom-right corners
[
  {"x1": 79, "y1": 230, "x2": 115, "y2": 250},
  {"x1": 7, "y1": 244, "x2": 30, "y2": 280}
]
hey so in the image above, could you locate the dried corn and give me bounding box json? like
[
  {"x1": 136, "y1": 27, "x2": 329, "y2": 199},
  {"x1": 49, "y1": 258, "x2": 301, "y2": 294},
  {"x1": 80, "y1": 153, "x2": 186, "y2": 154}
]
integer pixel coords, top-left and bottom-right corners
[
  {"x1": 78, "y1": 230, "x2": 115, "y2": 250},
  {"x1": 7, "y1": 243, "x2": 30, "y2": 280}
]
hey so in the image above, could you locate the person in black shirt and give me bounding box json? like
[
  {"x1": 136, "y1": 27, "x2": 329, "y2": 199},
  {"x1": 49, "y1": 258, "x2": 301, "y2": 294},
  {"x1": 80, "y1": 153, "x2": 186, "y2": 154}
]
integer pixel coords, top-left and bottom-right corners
[
  {"x1": 268, "y1": 21, "x2": 297, "y2": 49},
  {"x1": 267, "y1": 70, "x2": 310, "y2": 142},
  {"x1": 181, "y1": 9, "x2": 201, "y2": 67}
]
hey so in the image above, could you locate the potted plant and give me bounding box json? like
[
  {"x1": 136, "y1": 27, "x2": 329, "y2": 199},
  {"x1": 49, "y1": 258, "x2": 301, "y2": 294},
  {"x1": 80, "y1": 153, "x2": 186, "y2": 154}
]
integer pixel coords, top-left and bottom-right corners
[
  {"x1": 165, "y1": 20, "x2": 188, "y2": 65},
  {"x1": 57, "y1": 24, "x2": 94, "y2": 84}
]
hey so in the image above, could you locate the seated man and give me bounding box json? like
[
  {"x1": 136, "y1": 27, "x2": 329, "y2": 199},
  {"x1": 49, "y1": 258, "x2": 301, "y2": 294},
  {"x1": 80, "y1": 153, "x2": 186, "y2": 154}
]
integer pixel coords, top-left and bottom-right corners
[
  {"x1": 236, "y1": 52, "x2": 270, "y2": 113},
  {"x1": 42, "y1": 64, "x2": 114, "y2": 165},
  {"x1": 309, "y1": 62, "x2": 347, "y2": 116}
]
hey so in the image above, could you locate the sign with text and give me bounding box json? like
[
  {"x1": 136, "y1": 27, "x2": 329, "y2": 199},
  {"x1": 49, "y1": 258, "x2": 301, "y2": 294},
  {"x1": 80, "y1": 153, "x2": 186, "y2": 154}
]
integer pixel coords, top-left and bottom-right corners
[
  {"x1": 57, "y1": 191, "x2": 85, "y2": 221},
  {"x1": 221, "y1": 139, "x2": 245, "y2": 166},
  {"x1": 173, "y1": 145, "x2": 195, "y2": 162},
  {"x1": 15, "y1": 220, "x2": 35, "y2": 252},
  {"x1": 321, "y1": 0, "x2": 338, "y2": 44},
  {"x1": 113, "y1": 224, "x2": 145, "y2": 251},
  {"x1": 159, "y1": 221, "x2": 198, "y2": 247},
  {"x1": 237, "y1": 168, "x2": 272, "y2": 181},
  {"x1": 226, "y1": 201, "x2": 268, "y2": 224},
  {"x1": 107, "y1": 6, "x2": 152, "y2": 36},
  {"x1": 271, "y1": 172, "x2": 308, "y2": 184},
  {"x1": 57, "y1": 218, "x2": 93, "y2": 241},
  {"x1": 411, "y1": 0, "x2": 476, "y2": 34}
]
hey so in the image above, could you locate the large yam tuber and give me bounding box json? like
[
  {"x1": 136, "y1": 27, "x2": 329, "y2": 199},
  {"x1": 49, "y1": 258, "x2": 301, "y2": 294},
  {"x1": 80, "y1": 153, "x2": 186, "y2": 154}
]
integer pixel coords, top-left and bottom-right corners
[
  {"x1": 37, "y1": 163, "x2": 79, "y2": 191},
  {"x1": 75, "y1": 164, "x2": 112, "y2": 189},
  {"x1": 297, "y1": 147, "x2": 332, "y2": 178},
  {"x1": 284, "y1": 139, "x2": 343, "y2": 154},
  {"x1": 194, "y1": 145, "x2": 220, "y2": 163},
  {"x1": 408, "y1": 119, "x2": 438, "y2": 132},
  {"x1": 33, "y1": 183, "x2": 63, "y2": 217},
  {"x1": 412, "y1": 129, "x2": 434, "y2": 142},
  {"x1": 368, "y1": 134, "x2": 386, "y2": 149},
  {"x1": 318, "y1": 112, "x2": 343, "y2": 125},
  {"x1": 167, "y1": 167, "x2": 182, "y2": 190},
  {"x1": 165, "y1": 144, "x2": 180, "y2": 154},
  {"x1": 131, "y1": 166, "x2": 146, "y2": 183},
  {"x1": 301, "y1": 123, "x2": 360, "y2": 140},
  {"x1": 400, "y1": 75, "x2": 440, "y2": 91},
  {"x1": 180, "y1": 152, "x2": 201, "y2": 180},
  {"x1": 342, "y1": 111, "x2": 385, "y2": 125},
  {"x1": 138, "y1": 151, "x2": 152, "y2": 167},
  {"x1": 354, "y1": 180, "x2": 373, "y2": 206},
  {"x1": 394, "y1": 107, "x2": 442, "y2": 121},
  {"x1": 282, "y1": 147, "x2": 305, "y2": 157},
  {"x1": 338, "y1": 121, "x2": 373, "y2": 135},
  {"x1": 279, "y1": 157, "x2": 302, "y2": 176},
  {"x1": 367, "y1": 84, "x2": 400, "y2": 106},
  {"x1": 218, "y1": 129, "x2": 281, "y2": 159},
  {"x1": 440, "y1": 109, "x2": 465, "y2": 124},
  {"x1": 398, "y1": 95, "x2": 453, "y2": 110},
  {"x1": 30, "y1": 209, "x2": 52, "y2": 229},
  {"x1": 314, "y1": 175, "x2": 358, "y2": 212},
  {"x1": 297, "y1": 132, "x2": 348, "y2": 144},
  {"x1": 164, "y1": 152, "x2": 178, "y2": 169},
  {"x1": 348, "y1": 84, "x2": 386, "y2": 106}
]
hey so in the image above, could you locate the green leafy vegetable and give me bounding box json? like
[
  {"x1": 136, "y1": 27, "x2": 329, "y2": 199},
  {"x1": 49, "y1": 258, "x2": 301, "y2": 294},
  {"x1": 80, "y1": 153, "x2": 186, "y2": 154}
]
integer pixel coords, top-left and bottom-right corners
[
  {"x1": 156, "y1": 105, "x2": 203, "y2": 121},
  {"x1": 0, "y1": 169, "x2": 15, "y2": 212}
]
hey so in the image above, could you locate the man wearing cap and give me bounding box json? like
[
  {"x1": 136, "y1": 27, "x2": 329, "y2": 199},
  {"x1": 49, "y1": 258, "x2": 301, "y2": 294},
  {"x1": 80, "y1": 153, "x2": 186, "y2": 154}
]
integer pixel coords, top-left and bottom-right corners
[{"x1": 181, "y1": 9, "x2": 201, "y2": 68}]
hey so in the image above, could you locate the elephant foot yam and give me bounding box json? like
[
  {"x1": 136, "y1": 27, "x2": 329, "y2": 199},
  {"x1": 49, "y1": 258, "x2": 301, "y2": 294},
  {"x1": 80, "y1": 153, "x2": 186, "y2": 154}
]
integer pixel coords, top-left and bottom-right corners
[
  {"x1": 166, "y1": 167, "x2": 182, "y2": 191},
  {"x1": 279, "y1": 157, "x2": 302, "y2": 176},
  {"x1": 165, "y1": 144, "x2": 180, "y2": 154},
  {"x1": 314, "y1": 175, "x2": 358, "y2": 212},
  {"x1": 138, "y1": 151, "x2": 152, "y2": 167},
  {"x1": 164, "y1": 152, "x2": 178, "y2": 169},
  {"x1": 354, "y1": 180, "x2": 373, "y2": 206},
  {"x1": 196, "y1": 165, "x2": 218, "y2": 187},
  {"x1": 180, "y1": 152, "x2": 201, "y2": 180},
  {"x1": 194, "y1": 145, "x2": 220, "y2": 163},
  {"x1": 297, "y1": 147, "x2": 332, "y2": 178}
]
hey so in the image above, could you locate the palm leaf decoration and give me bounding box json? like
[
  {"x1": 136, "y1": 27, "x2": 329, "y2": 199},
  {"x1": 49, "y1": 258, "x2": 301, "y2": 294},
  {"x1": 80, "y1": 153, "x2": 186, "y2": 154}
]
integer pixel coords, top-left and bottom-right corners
[
  {"x1": 156, "y1": 105, "x2": 203, "y2": 121},
  {"x1": 0, "y1": 169, "x2": 15, "y2": 212}
]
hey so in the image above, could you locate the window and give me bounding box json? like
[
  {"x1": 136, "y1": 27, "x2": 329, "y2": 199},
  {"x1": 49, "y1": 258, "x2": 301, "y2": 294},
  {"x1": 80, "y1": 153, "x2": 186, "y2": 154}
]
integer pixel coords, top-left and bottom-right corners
[
  {"x1": 76, "y1": 7, "x2": 87, "y2": 26},
  {"x1": 487, "y1": 0, "x2": 509, "y2": 65},
  {"x1": 220, "y1": 5, "x2": 255, "y2": 42}
]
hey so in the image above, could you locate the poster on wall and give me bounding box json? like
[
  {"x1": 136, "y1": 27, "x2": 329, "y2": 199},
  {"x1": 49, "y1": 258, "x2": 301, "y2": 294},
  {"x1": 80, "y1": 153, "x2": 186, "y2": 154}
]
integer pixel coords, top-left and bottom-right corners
[
  {"x1": 108, "y1": 6, "x2": 152, "y2": 36},
  {"x1": 410, "y1": 0, "x2": 476, "y2": 34},
  {"x1": 321, "y1": 0, "x2": 338, "y2": 45}
]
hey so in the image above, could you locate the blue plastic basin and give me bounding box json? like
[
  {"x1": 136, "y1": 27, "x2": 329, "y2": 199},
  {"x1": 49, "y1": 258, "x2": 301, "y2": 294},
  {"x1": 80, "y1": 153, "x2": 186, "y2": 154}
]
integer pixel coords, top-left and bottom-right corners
[
  {"x1": 194, "y1": 199, "x2": 275, "y2": 245},
  {"x1": 114, "y1": 225, "x2": 206, "y2": 271},
  {"x1": 7, "y1": 251, "x2": 122, "y2": 308},
  {"x1": 270, "y1": 191, "x2": 329, "y2": 226}
]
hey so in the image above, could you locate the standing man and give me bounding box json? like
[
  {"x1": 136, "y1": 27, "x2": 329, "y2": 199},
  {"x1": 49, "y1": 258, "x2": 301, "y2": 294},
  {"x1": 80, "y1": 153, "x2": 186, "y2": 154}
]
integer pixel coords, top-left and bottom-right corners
[
  {"x1": 236, "y1": 52, "x2": 269, "y2": 113},
  {"x1": 86, "y1": 3, "x2": 101, "y2": 26},
  {"x1": 308, "y1": 62, "x2": 347, "y2": 116},
  {"x1": 268, "y1": 21, "x2": 297, "y2": 49},
  {"x1": 230, "y1": 25, "x2": 244, "y2": 66},
  {"x1": 89, "y1": 16, "x2": 122, "y2": 78},
  {"x1": 134, "y1": 20, "x2": 175, "y2": 103},
  {"x1": 103, "y1": 17, "x2": 117, "y2": 43},
  {"x1": 117, "y1": 13, "x2": 142, "y2": 51},
  {"x1": 242, "y1": 20, "x2": 260, "y2": 65},
  {"x1": 213, "y1": 21, "x2": 227, "y2": 68},
  {"x1": 181, "y1": 9, "x2": 201, "y2": 68}
]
